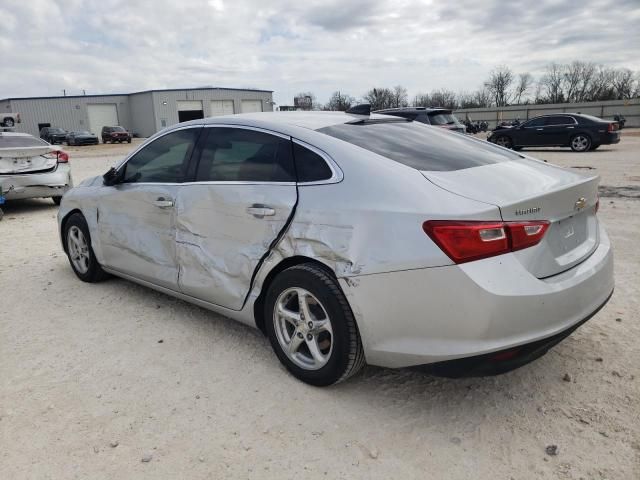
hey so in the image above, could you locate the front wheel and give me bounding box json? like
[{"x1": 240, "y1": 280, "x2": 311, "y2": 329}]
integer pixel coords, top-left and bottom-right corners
[
  {"x1": 3, "y1": 118, "x2": 15, "y2": 127},
  {"x1": 494, "y1": 135, "x2": 513, "y2": 149},
  {"x1": 264, "y1": 263, "x2": 365, "y2": 386},
  {"x1": 63, "y1": 213, "x2": 109, "y2": 282},
  {"x1": 570, "y1": 134, "x2": 591, "y2": 152}
]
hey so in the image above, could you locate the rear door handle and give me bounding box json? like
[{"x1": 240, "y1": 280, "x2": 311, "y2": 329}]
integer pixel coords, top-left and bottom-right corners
[
  {"x1": 247, "y1": 204, "x2": 275, "y2": 217},
  {"x1": 153, "y1": 197, "x2": 174, "y2": 208},
  {"x1": 566, "y1": 126, "x2": 575, "y2": 129},
  {"x1": 536, "y1": 128, "x2": 543, "y2": 131}
]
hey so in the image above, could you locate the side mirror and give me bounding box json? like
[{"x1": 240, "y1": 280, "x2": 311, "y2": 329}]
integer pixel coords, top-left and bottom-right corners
[{"x1": 103, "y1": 167, "x2": 122, "y2": 186}]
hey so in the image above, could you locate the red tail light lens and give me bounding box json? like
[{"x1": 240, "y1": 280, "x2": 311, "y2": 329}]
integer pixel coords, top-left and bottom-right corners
[
  {"x1": 54, "y1": 150, "x2": 69, "y2": 163},
  {"x1": 608, "y1": 123, "x2": 619, "y2": 132},
  {"x1": 423, "y1": 220, "x2": 550, "y2": 264}
]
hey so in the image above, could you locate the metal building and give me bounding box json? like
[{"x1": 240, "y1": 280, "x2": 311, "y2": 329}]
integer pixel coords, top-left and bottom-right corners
[{"x1": 0, "y1": 87, "x2": 274, "y2": 138}]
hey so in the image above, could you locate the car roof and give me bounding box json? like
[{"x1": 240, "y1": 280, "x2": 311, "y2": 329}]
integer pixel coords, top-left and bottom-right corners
[{"x1": 198, "y1": 111, "x2": 395, "y2": 131}]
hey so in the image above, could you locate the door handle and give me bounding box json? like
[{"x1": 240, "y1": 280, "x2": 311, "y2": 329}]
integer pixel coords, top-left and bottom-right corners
[
  {"x1": 247, "y1": 204, "x2": 276, "y2": 217},
  {"x1": 536, "y1": 128, "x2": 543, "y2": 131},
  {"x1": 153, "y1": 197, "x2": 174, "y2": 208},
  {"x1": 566, "y1": 126, "x2": 575, "y2": 129}
]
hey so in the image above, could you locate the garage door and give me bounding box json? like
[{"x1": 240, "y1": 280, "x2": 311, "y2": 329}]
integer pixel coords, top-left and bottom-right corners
[
  {"x1": 87, "y1": 104, "x2": 118, "y2": 135},
  {"x1": 241, "y1": 100, "x2": 263, "y2": 113},
  {"x1": 210, "y1": 100, "x2": 235, "y2": 116},
  {"x1": 177, "y1": 100, "x2": 204, "y2": 123}
]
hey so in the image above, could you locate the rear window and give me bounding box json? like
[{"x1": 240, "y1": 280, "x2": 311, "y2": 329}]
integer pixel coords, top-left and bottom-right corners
[
  {"x1": 427, "y1": 112, "x2": 461, "y2": 126},
  {"x1": 0, "y1": 134, "x2": 49, "y2": 148},
  {"x1": 318, "y1": 121, "x2": 519, "y2": 171}
]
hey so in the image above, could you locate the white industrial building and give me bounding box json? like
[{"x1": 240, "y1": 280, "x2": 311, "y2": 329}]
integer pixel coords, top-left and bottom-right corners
[{"x1": 0, "y1": 87, "x2": 274, "y2": 138}]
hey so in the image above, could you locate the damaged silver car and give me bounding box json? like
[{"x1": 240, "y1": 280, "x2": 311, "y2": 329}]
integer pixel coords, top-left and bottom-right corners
[
  {"x1": 57, "y1": 110, "x2": 614, "y2": 386},
  {"x1": 0, "y1": 132, "x2": 72, "y2": 211}
]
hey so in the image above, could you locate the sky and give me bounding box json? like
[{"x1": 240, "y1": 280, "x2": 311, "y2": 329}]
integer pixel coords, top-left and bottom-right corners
[{"x1": 1, "y1": 0, "x2": 639, "y2": 106}]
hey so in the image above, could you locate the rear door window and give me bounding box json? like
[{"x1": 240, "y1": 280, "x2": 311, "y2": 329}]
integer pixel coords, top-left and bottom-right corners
[
  {"x1": 318, "y1": 121, "x2": 519, "y2": 171},
  {"x1": 195, "y1": 127, "x2": 295, "y2": 182},
  {"x1": 544, "y1": 116, "x2": 576, "y2": 126},
  {"x1": 293, "y1": 142, "x2": 333, "y2": 182}
]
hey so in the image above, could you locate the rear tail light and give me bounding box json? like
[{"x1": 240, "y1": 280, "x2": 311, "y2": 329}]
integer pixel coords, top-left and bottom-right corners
[
  {"x1": 423, "y1": 220, "x2": 550, "y2": 264},
  {"x1": 595, "y1": 197, "x2": 600, "y2": 213},
  {"x1": 50, "y1": 150, "x2": 69, "y2": 163},
  {"x1": 608, "y1": 123, "x2": 618, "y2": 132}
]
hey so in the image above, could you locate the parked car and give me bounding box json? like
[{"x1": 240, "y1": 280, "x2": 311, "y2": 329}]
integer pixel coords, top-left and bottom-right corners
[
  {"x1": 1, "y1": 112, "x2": 21, "y2": 128},
  {"x1": 101, "y1": 126, "x2": 132, "y2": 143},
  {"x1": 57, "y1": 111, "x2": 613, "y2": 386},
  {"x1": 67, "y1": 130, "x2": 99, "y2": 146},
  {"x1": 0, "y1": 132, "x2": 72, "y2": 207},
  {"x1": 375, "y1": 107, "x2": 466, "y2": 133},
  {"x1": 488, "y1": 113, "x2": 620, "y2": 152},
  {"x1": 613, "y1": 113, "x2": 626, "y2": 129},
  {"x1": 40, "y1": 127, "x2": 68, "y2": 144}
]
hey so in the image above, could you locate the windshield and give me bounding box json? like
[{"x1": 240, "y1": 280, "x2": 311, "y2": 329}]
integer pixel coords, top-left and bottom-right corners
[
  {"x1": 428, "y1": 112, "x2": 462, "y2": 126},
  {"x1": 0, "y1": 134, "x2": 49, "y2": 148},
  {"x1": 76, "y1": 131, "x2": 92, "y2": 135},
  {"x1": 318, "y1": 121, "x2": 519, "y2": 171},
  {"x1": 51, "y1": 128, "x2": 66, "y2": 134},
  {"x1": 111, "y1": 126, "x2": 126, "y2": 132}
]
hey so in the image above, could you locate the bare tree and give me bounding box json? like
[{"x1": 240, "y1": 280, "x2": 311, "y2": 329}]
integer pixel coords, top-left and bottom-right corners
[
  {"x1": 363, "y1": 87, "x2": 394, "y2": 110},
  {"x1": 472, "y1": 87, "x2": 493, "y2": 108},
  {"x1": 430, "y1": 89, "x2": 457, "y2": 109},
  {"x1": 413, "y1": 93, "x2": 431, "y2": 107},
  {"x1": 391, "y1": 85, "x2": 409, "y2": 108},
  {"x1": 485, "y1": 66, "x2": 514, "y2": 106},
  {"x1": 540, "y1": 63, "x2": 565, "y2": 103},
  {"x1": 325, "y1": 91, "x2": 354, "y2": 111},
  {"x1": 612, "y1": 68, "x2": 635, "y2": 99},
  {"x1": 513, "y1": 73, "x2": 533, "y2": 104}
]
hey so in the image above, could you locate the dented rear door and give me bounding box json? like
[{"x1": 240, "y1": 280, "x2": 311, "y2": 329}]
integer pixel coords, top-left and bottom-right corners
[{"x1": 175, "y1": 126, "x2": 297, "y2": 311}]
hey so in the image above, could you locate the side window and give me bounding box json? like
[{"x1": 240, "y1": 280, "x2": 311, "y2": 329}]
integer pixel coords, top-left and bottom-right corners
[
  {"x1": 195, "y1": 128, "x2": 295, "y2": 182},
  {"x1": 545, "y1": 116, "x2": 574, "y2": 126},
  {"x1": 122, "y1": 128, "x2": 200, "y2": 183},
  {"x1": 523, "y1": 117, "x2": 545, "y2": 128},
  {"x1": 293, "y1": 142, "x2": 333, "y2": 183}
]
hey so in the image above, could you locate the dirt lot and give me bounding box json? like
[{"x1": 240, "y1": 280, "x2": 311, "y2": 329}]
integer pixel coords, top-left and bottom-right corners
[{"x1": 1, "y1": 134, "x2": 639, "y2": 479}]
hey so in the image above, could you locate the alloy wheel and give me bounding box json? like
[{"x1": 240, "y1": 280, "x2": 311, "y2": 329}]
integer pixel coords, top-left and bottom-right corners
[
  {"x1": 571, "y1": 135, "x2": 590, "y2": 151},
  {"x1": 67, "y1": 225, "x2": 90, "y2": 274},
  {"x1": 273, "y1": 287, "x2": 333, "y2": 370}
]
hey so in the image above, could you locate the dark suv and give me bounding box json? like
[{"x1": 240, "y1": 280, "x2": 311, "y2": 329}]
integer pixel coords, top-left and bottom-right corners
[
  {"x1": 101, "y1": 126, "x2": 132, "y2": 144},
  {"x1": 488, "y1": 113, "x2": 620, "y2": 152},
  {"x1": 375, "y1": 107, "x2": 466, "y2": 134},
  {"x1": 40, "y1": 127, "x2": 68, "y2": 144}
]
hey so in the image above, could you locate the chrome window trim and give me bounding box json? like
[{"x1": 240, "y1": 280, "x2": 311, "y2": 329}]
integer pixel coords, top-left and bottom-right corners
[{"x1": 291, "y1": 138, "x2": 344, "y2": 186}]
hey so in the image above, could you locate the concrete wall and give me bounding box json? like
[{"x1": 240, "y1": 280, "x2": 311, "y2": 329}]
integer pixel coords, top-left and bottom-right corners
[{"x1": 455, "y1": 98, "x2": 640, "y2": 128}]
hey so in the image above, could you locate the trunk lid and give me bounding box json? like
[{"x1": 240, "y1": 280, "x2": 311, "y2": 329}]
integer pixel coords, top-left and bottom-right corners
[
  {"x1": 0, "y1": 134, "x2": 58, "y2": 174},
  {"x1": 422, "y1": 158, "x2": 600, "y2": 278}
]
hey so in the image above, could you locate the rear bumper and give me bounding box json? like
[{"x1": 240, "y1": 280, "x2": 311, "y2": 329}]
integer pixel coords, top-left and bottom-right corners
[
  {"x1": 1, "y1": 165, "x2": 72, "y2": 200},
  {"x1": 600, "y1": 132, "x2": 620, "y2": 145},
  {"x1": 340, "y1": 224, "x2": 614, "y2": 368}
]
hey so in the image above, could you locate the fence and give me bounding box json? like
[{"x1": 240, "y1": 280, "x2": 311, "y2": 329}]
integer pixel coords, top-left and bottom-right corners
[{"x1": 454, "y1": 98, "x2": 640, "y2": 128}]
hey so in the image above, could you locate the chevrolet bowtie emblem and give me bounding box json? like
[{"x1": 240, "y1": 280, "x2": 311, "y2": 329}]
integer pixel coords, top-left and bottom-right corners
[{"x1": 574, "y1": 197, "x2": 587, "y2": 210}]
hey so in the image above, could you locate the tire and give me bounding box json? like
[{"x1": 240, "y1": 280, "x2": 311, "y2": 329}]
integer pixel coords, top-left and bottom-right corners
[
  {"x1": 494, "y1": 135, "x2": 513, "y2": 149},
  {"x1": 127, "y1": 139, "x2": 131, "y2": 144},
  {"x1": 52, "y1": 196, "x2": 62, "y2": 205},
  {"x1": 590, "y1": 144, "x2": 601, "y2": 151},
  {"x1": 264, "y1": 263, "x2": 365, "y2": 386},
  {"x1": 570, "y1": 134, "x2": 591, "y2": 152},
  {"x1": 63, "y1": 213, "x2": 108, "y2": 283},
  {"x1": 3, "y1": 118, "x2": 15, "y2": 127}
]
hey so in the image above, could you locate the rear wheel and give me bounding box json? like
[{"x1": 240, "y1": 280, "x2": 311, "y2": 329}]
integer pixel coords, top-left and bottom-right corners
[
  {"x1": 264, "y1": 263, "x2": 365, "y2": 386},
  {"x1": 3, "y1": 117, "x2": 15, "y2": 127},
  {"x1": 570, "y1": 134, "x2": 591, "y2": 152},
  {"x1": 495, "y1": 135, "x2": 513, "y2": 149},
  {"x1": 63, "y1": 213, "x2": 108, "y2": 282}
]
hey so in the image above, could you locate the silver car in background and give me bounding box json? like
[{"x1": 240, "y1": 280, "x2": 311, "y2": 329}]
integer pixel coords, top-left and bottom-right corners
[
  {"x1": 57, "y1": 111, "x2": 614, "y2": 386},
  {"x1": 0, "y1": 132, "x2": 72, "y2": 212}
]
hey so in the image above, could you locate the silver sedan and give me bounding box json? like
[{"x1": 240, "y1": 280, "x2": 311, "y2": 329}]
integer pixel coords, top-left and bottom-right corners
[{"x1": 57, "y1": 111, "x2": 614, "y2": 385}]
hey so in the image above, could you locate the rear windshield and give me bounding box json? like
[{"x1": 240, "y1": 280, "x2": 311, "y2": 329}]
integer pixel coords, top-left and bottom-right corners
[
  {"x1": 0, "y1": 135, "x2": 49, "y2": 148},
  {"x1": 428, "y1": 112, "x2": 462, "y2": 126},
  {"x1": 318, "y1": 121, "x2": 519, "y2": 171}
]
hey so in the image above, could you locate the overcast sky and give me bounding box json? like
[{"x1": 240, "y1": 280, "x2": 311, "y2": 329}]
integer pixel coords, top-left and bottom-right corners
[{"x1": 1, "y1": 0, "x2": 639, "y2": 106}]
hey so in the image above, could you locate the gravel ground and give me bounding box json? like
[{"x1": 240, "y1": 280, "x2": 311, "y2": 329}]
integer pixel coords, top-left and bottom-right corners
[{"x1": 1, "y1": 134, "x2": 639, "y2": 479}]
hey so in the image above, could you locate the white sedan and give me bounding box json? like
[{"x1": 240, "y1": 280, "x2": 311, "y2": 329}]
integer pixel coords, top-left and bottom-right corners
[{"x1": 57, "y1": 109, "x2": 614, "y2": 385}]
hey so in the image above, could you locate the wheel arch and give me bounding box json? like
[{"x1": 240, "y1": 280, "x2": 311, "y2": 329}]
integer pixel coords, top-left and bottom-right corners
[{"x1": 253, "y1": 255, "x2": 338, "y2": 335}]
